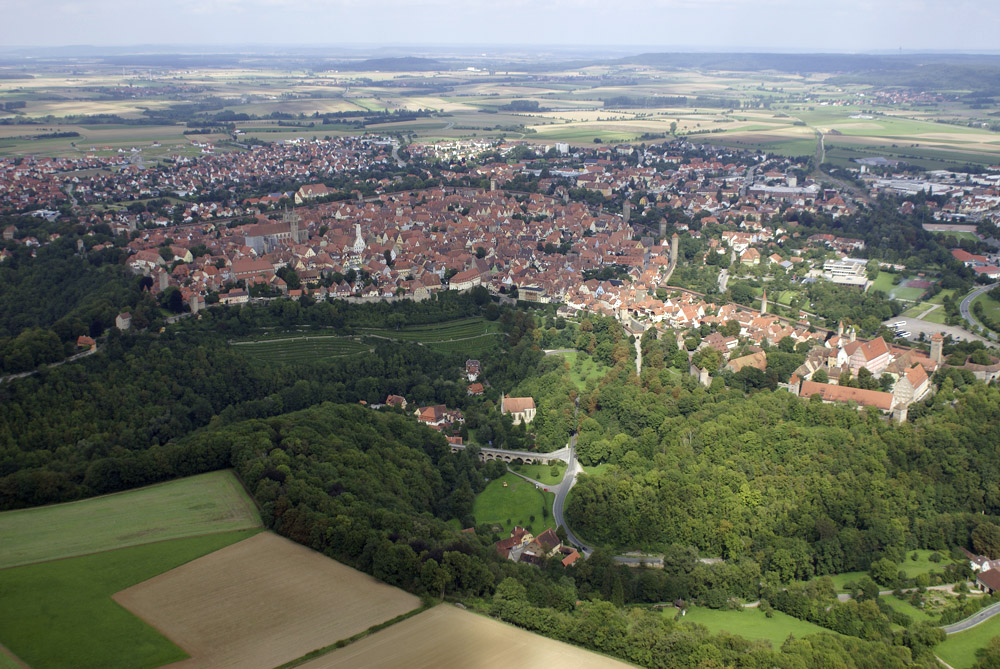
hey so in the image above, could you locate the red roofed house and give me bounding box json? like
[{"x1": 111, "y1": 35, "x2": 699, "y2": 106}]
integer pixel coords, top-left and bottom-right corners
[
  {"x1": 845, "y1": 337, "x2": 891, "y2": 376},
  {"x1": 892, "y1": 364, "x2": 930, "y2": 406},
  {"x1": 414, "y1": 404, "x2": 464, "y2": 428},
  {"x1": 385, "y1": 394, "x2": 408, "y2": 409},
  {"x1": 501, "y1": 395, "x2": 536, "y2": 425}
]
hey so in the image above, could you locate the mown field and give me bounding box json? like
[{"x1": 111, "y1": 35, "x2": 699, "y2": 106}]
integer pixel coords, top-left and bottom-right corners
[
  {"x1": 473, "y1": 474, "x2": 556, "y2": 534},
  {"x1": 680, "y1": 606, "x2": 832, "y2": 648},
  {"x1": 300, "y1": 604, "x2": 630, "y2": 668},
  {"x1": 0, "y1": 470, "x2": 262, "y2": 569},
  {"x1": 0, "y1": 529, "x2": 260, "y2": 669},
  {"x1": 115, "y1": 532, "x2": 422, "y2": 669},
  {"x1": 232, "y1": 335, "x2": 371, "y2": 364}
]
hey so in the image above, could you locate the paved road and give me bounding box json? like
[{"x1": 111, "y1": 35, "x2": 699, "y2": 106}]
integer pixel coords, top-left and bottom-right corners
[
  {"x1": 959, "y1": 282, "x2": 998, "y2": 340},
  {"x1": 0, "y1": 345, "x2": 98, "y2": 384},
  {"x1": 942, "y1": 600, "x2": 1000, "y2": 635},
  {"x1": 550, "y1": 437, "x2": 593, "y2": 556},
  {"x1": 391, "y1": 143, "x2": 407, "y2": 169}
]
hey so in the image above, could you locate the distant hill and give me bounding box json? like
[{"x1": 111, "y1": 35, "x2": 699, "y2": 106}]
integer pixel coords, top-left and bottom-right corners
[{"x1": 332, "y1": 56, "x2": 443, "y2": 72}]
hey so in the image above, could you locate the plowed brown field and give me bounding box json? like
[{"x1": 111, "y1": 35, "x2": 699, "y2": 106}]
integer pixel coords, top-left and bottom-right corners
[
  {"x1": 113, "y1": 532, "x2": 420, "y2": 669},
  {"x1": 300, "y1": 604, "x2": 632, "y2": 668}
]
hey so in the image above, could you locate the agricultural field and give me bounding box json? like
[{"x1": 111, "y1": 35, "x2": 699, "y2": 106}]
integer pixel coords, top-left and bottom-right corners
[
  {"x1": 936, "y1": 612, "x2": 1000, "y2": 669},
  {"x1": 300, "y1": 604, "x2": 630, "y2": 668},
  {"x1": 0, "y1": 529, "x2": 259, "y2": 669},
  {"x1": 114, "y1": 532, "x2": 422, "y2": 669},
  {"x1": 231, "y1": 335, "x2": 372, "y2": 365},
  {"x1": 0, "y1": 470, "x2": 262, "y2": 569},
  {"x1": 473, "y1": 474, "x2": 556, "y2": 535},
  {"x1": 4, "y1": 62, "x2": 1000, "y2": 164},
  {"x1": 680, "y1": 606, "x2": 832, "y2": 648}
]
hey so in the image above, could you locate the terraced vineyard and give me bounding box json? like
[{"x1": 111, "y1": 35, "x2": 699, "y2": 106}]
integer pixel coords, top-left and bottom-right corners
[
  {"x1": 232, "y1": 336, "x2": 371, "y2": 364},
  {"x1": 361, "y1": 317, "x2": 505, "y2": 356}
]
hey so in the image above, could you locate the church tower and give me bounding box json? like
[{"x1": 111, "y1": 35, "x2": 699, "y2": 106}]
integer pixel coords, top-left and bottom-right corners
[{"x1": 760, "y1": 290, "x2": 767, "y2": 315}]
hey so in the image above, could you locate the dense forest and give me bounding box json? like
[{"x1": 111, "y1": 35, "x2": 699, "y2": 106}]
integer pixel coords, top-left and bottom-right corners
[{"x1": 0, "y1": 291, "x2": 542, "y2": 509}]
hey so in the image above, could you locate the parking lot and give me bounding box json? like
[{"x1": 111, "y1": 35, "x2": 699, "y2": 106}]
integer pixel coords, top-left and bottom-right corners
[{"x1": 881, "y1": 317, "x2": 987, "y2": 344}]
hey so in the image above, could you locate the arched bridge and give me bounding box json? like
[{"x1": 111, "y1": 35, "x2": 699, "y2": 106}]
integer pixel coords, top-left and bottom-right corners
[{"x1": 449, "y1": 444, "x2": 570, "y2": 465}]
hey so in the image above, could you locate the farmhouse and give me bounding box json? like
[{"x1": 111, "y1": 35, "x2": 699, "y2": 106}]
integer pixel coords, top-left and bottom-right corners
[
  {"x1": 414, "y1": 404, "x2": 464, "y2": 428},
  {"x1": 385, "y1": 394, "x2": 407, "y2": 409},
  {"x1": 501, "y1": 395, "x2": 536, "y2": 425},
  {"x1": 978, "y1": 569, "x2": 1000, "y2": 595}
]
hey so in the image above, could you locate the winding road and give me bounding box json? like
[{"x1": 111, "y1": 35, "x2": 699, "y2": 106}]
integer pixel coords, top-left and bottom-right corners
[
  {"x1": 508, "y1": 435, "x2": 593, "y2": 556},
  {"x1": 959, "y1": 282, "x2": 998, "y2": 340}
]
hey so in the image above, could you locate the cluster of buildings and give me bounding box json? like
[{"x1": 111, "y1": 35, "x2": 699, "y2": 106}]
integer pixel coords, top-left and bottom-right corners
[
  {"x1": 0, "y1": 136, "x2": 396, "y2": 217},
  {"x1": 495, "y1": 526, "x2": 580, "y2": 567}
]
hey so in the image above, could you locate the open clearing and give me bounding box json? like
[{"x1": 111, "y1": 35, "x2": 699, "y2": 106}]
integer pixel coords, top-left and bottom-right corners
[
  {"x1": 0, "y1": 470, "x2": 261, "y2": 569},
  {"x1": 681, "y1": 606, "x2": 832, "y2": 647},
  {"x1": 114, "y1": 532, "x2": 421, "y2": 669},
  {"x1": 473, "y1": 474, "x2": 555, "y2": 534},
  {"x1": 299, "y1": 604, "x2": 629, "y2": 668},
  {"x1": 0, "y1": 529, "x2": 257, "y2": 669}
]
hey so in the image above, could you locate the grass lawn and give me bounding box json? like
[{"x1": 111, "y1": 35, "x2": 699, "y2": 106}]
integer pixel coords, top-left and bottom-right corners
[
  {"x1": 0, "y1": 470, "x2": 262, "y2": 569},
  {"x1": 509, "y1": 461, "x2": 567, "y2": 486},
  {"x1": 821, "y1": 571, "x2": 868, "y2": 592},
  {"x1": 473, "y1": 475, "x2": 555, "y2": 534},
  {"x1": 554, "y1": 350, "x2": 611, "y2": 390},
  {"x1": 929, "y1": 289, "x2": 956, "y2": 305},
  {"x1": 0, "y1": 650, "x2": 22, "y2": 669},
  {"x1": 581, "y1": 463, "x2": 613, "y2": 477},
  {"x1": 776, "y1": 290, "x2": 799, "y2": 305},
  {"x1": 972, "y1": 292, "x2": 1000, "y2": 323},
  {"x1": 0, "y1": 529, "x2": 259, "y2": 669},
  {"x1": 680, "y1": 606, "x2": 832, "y2": 647},
  {"x1": 879, "y1": 595, "x2": 937, "y2": 624},
  {"x1": 937, "y1": 612, "x2": 1000, "y2": 669}
]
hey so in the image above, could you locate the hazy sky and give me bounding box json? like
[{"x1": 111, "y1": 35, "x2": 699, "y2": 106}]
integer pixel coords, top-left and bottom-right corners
[{"x1": 2, "y1": 0, "x2": 999, "y2": 52}]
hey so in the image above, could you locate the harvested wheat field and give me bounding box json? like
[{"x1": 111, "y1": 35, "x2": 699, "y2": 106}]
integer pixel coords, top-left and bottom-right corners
[
  {"x1": 113, "y1": 532, "x2": 420, "y2": 669},
  {"x1": 301, "y1": 604, "x2": 632, "y2": 669}
]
